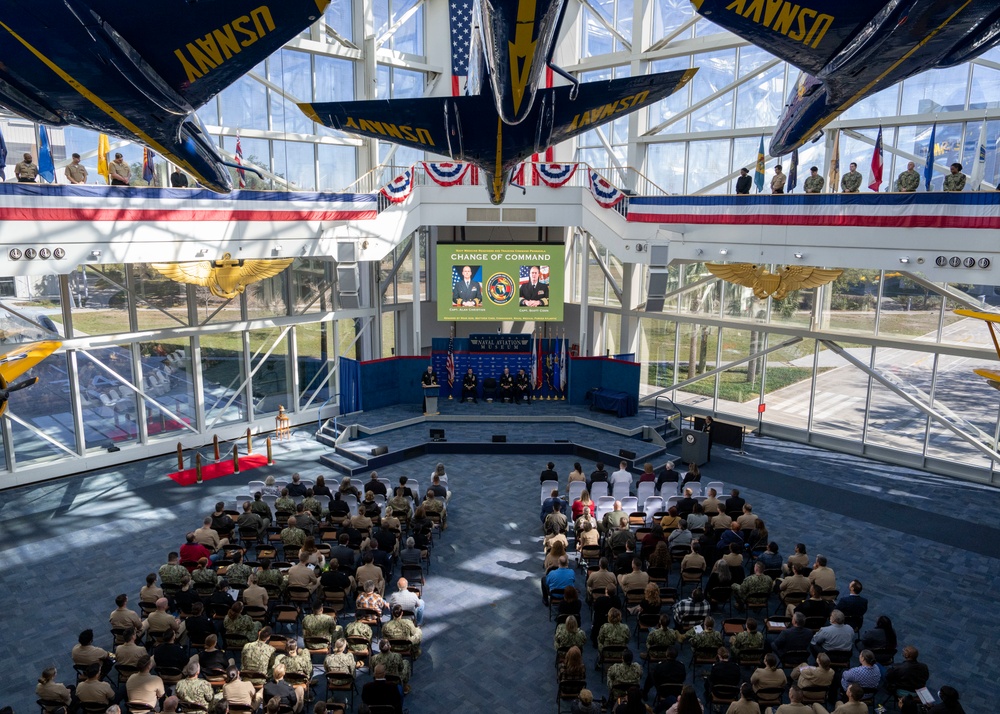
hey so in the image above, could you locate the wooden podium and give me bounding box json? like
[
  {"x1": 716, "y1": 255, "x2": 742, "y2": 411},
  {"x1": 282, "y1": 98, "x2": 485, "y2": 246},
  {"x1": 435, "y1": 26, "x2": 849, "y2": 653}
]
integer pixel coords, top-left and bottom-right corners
[{"x1": 423, "y1": 385, "x2": 440, "y2": 415}]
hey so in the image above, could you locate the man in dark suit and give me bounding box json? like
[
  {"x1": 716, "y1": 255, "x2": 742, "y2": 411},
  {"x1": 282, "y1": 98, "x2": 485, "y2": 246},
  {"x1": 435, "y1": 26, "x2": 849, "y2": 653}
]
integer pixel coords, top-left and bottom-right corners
[
  {"x1": 643, "y1": 646, "x2": 686, "y2": 700},
  {"x1": 451, "y1": 265, "x2": 483, "y2": 306},
  {"x1": 656, "y1": 461, "x2": 680, "y2": 495},
  {"x1": 588, "y1": 462, "x2": 608, "y2": 491},
  {"x1": 676, "y1": 488, "x2": 698, "y2": 516},
  {"x1": 705, "y1": 646, "x2": 741, "y2": 699},
  {"x1": 360, "y1": 664, "x2": 403, "y2": 714},
  {"x1": 518, "y1": 265, "x2": 549, "y2": 306},
  {"x1": 770, "y1": 611, "x2": 814, "y2": 665},
  {"x1": 365, "y1": 471, "x2": 387, "y2": 498},
  {"x1": 262, "y1": 663, "x2": 297, "y2": 711},
  {"x1": 725, "y1": 488, "x2": 746, "y2": 516},
  {"x1": 539, "y1": 462, "x2": 558, "y2": 484},
  {"x1": 735, "y1": 167, "x2": 752, "y2": 194}
]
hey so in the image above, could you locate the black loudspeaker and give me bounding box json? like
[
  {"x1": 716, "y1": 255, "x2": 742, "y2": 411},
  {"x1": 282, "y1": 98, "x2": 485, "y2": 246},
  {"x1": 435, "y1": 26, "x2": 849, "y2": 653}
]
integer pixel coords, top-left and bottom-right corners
[
  {"x1": 619, "y1": 448, "x2": 637, "y2": 460},
  {"x1": 430, "y1": 428, "x2": 446, "y2": 441},
  {"x1": 492, "y1": 435, "x2": 506, "y2": 443},
  {"x1": 370, "y1": 445, "x2": 388, "y2": 456}
]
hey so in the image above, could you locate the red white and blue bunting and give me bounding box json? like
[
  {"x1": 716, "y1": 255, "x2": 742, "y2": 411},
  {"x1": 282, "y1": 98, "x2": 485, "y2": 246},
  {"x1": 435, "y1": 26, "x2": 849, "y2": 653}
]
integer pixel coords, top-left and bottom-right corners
[
  {"x1": 380, "y1": 168, "x2": 414, "y2": 203},
  {"x1": 534, "y1": 163, "x2": 578, "y2": 188},
  {"x1": 589, "y1": 170, "x2": 624, "y2": 208},
  {"x1": 423, "y1": 162, "x2": 470, "y2": 186}
]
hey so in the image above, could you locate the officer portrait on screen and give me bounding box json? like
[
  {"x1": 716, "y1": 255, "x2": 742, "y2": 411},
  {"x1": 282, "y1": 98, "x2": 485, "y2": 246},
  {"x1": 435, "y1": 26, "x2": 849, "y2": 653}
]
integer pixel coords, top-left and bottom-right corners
[
  {"x1": 452, "y1": 264, "x2": 483, "y2": 306},
  {"x1": 518, "y1": 265, "x2": 549, "y2": 307}
]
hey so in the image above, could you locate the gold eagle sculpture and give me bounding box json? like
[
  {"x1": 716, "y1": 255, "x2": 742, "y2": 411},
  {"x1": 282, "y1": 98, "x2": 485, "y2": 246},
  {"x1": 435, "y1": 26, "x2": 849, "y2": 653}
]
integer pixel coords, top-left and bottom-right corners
[
  {"x1": 706, "y1": 263, "x2": 843, "y2": 300},
  {"x1": 151, "y1": 253, "x2": 294, "y2": 299}
]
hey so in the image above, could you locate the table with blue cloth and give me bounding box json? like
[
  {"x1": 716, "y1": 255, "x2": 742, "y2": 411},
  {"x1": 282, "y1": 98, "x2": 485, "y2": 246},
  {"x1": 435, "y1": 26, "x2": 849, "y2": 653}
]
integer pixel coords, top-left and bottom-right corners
[{"x1": 586, "y1": 387, "x2": 637, "y2": 417}]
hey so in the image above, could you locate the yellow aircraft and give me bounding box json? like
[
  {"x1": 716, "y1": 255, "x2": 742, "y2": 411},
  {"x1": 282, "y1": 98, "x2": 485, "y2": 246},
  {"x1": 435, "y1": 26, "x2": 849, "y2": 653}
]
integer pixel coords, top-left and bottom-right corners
[
  {"x1": 954, "y1": 308, "x2": 1000, "y2": 389},
  {"x1": 0, "y1": 340, "x2": 61, "y2": 417}
]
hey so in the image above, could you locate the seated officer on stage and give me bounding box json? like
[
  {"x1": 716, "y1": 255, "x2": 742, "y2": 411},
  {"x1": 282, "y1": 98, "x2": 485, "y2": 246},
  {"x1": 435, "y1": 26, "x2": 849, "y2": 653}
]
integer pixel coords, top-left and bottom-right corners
[
  {"x1": 462, "y1": 368, "x2": 478, "y2": 403},
  {"x1": 499, "y1": 367, "x2": 514, "y2": 403},
  {"x1": 514, "y1": 369, "x2": 532, "y2": 404}
]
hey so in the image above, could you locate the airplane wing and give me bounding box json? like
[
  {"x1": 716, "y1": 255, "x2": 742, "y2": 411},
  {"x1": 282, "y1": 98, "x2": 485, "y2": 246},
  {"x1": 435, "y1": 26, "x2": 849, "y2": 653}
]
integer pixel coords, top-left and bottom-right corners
[
  {"x1": 300, "y1": 95, "x2": 493, "y2": 159},
  {"x1": 690, "y1": 0, "x2": 885, "y2": 76},
  {"x1": 954, "y1": 308, "x2": 1000, "y2": 323},
  {"x1": 0, "y1": 341, "x2": 61, "y2": 386},
  {"x1": 82, "y1": 0, "x2": 331, "y2": 109},
  {"x1": 547, "y1": 70, "x2": 698, "y2": 146}
]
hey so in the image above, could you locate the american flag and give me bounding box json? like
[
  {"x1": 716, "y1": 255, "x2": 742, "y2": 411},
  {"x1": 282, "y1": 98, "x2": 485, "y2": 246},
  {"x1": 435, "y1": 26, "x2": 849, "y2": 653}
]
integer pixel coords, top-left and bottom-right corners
[
  {"x1": 449, "y1": 1, "x2": 473, "y2": 96},
  {"x1": 446, "y1": 333, "x2": 455, "y2": 388},
  {"x1": 235, "y1": 133, "x2": 246, "y2": 189},
  {"x1": 519, "y1": 265, "x2": 550, "y2": 285},
  {"x1": 142, "y1": 148, "x2": 155, "y2": 183},
  {"x1": 868, "y1": 126, "x2": 883, "y2": 192}
]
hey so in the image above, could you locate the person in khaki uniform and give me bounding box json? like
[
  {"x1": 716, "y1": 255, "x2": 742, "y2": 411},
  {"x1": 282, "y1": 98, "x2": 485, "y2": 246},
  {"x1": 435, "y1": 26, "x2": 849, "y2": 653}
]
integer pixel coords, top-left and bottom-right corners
[
  {"x1": 110, "y1": 593, "x2": 143, "y2": 632},
  {"x1": 71, "y1": 629, "x2": 114, "y2": 678},
  {"x1": 15, "y1": 153, "x2": 38, "y2": 182},
  {"x1": 35, "y1": 667, "x2": 74, "y2": 710},
  {"x1": 767, "y1": 685, "x2": 826, "y2": 714},
  {"x1": 618, "y1": 558, "x2": 649, "y2": 592},
  {"x1": 64, "y1": 153, "x2": 88, "y2": 184},
  {"x1": 222, "y1": 666, "x2": 259, "y2": 708},
  {"x1": 109, "y1": 153, "x2": 131, "y2": 185},
  {"x1": 126, "y1": 655, "x2": 165, "y2": 709},
  {"x1": 586, "y1": 558, "x2": 617, "y2": 599},
  {"x1": 751, "y1": 653, "x2": 788, "y2": 692},
  {"x1": 76, "y1": 662, "x2": 115, "y2": 706},
  {"x1": 808, "y1": 555, "x2": 836, "y2": 592},
  {"x1": 115, "y1": 627, "x2": 147, "y2": 668}
]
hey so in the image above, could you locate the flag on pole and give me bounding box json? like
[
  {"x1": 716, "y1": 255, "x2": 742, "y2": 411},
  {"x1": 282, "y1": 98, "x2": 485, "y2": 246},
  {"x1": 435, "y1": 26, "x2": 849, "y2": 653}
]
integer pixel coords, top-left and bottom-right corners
[
  {"x1": 97, "y1": 134, "x2": 110, "y2": 184},
  {"x1": 559, "y1": 334, "x2": 568, "y2": 396},
  {"x1": 38, "y1": 126, "x2": 55, "y2": 183},
  {"x1": 0, "y1": 126, "x2": 7, "y2": 180},
  {"x1": 234, "y1": 133, "x2": 246, "y2": 188},
  {"x1": 753, "y1": 136, "x2": 765, "y2": 193},
  {"x1": 827, "y1": 130, "x2": 840, "y2": 192},
  {"x1": 445, "y1": 331, "x2": 455, "y2": 389},
  {"x1": 787, "y1": 148, "x2": 799, "y2": 193},
  {"x1": 142, "y1": 147, "x2": 155, "y2": 183},
  {"x1": 448, "y1": 0, "x2": 472, "y2": 96},
  {"x1": 970, "y1": 121, "x2": 987, "y2": 191},
  {"x1": 868, "y1": 126, "x2": 884, "y2": 192},
  {"x1": 535, "y1": 334, "x2": 544, "y2": 389},
  {"x1": 923, "y1": 123, "x2": 937, "y2": 191}
]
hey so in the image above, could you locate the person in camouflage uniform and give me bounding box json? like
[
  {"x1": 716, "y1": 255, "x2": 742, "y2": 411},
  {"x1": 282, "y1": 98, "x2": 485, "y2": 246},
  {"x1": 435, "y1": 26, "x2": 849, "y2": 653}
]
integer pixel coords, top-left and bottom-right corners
[
  {"x1": 597, "y1": 608, "x2": 630, "y2": 653},
  {"x1": 386, "y1": 490, "x2": 412, "y2": 520},
  {"x1": 175, "y1": 662, "x2": 216, "y2": 708},
  {"x1": 553, "y1": 615, "x2": 587, "y2": 650},
  {"x1": 302, "y1": 603, "x2": 344, "y2": 645},
  {"x1": 606, "y1": 649, "x2": 642, "y2": 693},
  {"x1": 275, "y1": 489, "x2": 296, "y2": 514},
  {"x1": 729, "y1": 618, "x2": 765, "y2": 658},
  {"x1": 841, "y1": 162, "x2": 862, "y2": 193},
  {"x1": 280, "y1": 518, "x2": 306, "y2": 547},
  {"x1": 223, "y1": 602, "x2": 261, "y2": 641},
  {"x1": 944, "y1": 162, "x2": 967, "y2": 191},
  {"x1": 897, "y1": 161, "x2": 920, "y2": 192},
  {"x1": 644, "y1": 615, "x2": 681, "y2": 652},
  {"x1": 803, "y1": 166, "x2": 824, "y2": 193},
  {"x1": 240, "y1": 627, "x2": 277, "y2": 683},
  {"x1": 301, "y1": 490, "x2": 324, "y2": 519},
  {"x1": 158, "y1": 552, "x2": 188, "y2": 587},
  {"x1": 323, "y1": 638, "x2": 356, "y2": 678},
  {"x1": 277, "y1": 640, "x2": 312, "y2": 706},
  {"x1": 256, "y1": 560, "x2": 286, "y2": 594},
  {"x1": 421, "y1": 491, "x2": 446, "y2": 529},
  {"x1": 734, "y1": 562, "x2": 774, "y2": 607},
  {"x1": 344, "y1": 619, "x2": 373, "y2": 655},
  {"x1": 685, "y1": 616, "x2": 724, "y2": 653},
  {"x1": 250, "y1": 492, "x2": 273, "y2": 527},
  {"x1": 382, "y1": 605, "x2": 422, "y2": 658},
  {"x1": 370, "y1": 639, "x2": 411, "y2": 689},
  {"x1": 224, "y1": 551, "x2": 253, "y2": 588},
  {"x1": 192, "y1": 559, "x2": 219, "y2": 589}
]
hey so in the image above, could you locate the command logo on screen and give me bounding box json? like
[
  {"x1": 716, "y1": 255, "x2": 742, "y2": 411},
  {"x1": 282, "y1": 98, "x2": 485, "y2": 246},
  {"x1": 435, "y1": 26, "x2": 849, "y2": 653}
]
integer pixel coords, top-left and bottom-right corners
[{"x1": 486, "y1": 273, "x2": 516, "y2": 305}]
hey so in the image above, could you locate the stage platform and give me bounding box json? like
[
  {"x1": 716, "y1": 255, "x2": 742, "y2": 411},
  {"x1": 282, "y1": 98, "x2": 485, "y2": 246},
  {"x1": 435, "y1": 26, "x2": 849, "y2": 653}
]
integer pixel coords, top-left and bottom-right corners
[{"x1": 318, "y1": 398, "x2": 681, "y2": 477}]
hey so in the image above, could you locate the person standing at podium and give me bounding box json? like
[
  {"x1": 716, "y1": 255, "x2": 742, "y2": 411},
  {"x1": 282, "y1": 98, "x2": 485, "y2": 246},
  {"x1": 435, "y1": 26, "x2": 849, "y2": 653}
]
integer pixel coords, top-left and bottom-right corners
[
  {"x1": 462, "y1": 368, "x2": 478, "y2": 403},
  {"x1": 498, "y1": 367, "x2": 514, "y2": 403},
  {"x1": 421, "y1": 366, "x2": 438, "y2": 411},
  {"x1": 701, "y1": 416, "x2": 714, "y2": 462}
]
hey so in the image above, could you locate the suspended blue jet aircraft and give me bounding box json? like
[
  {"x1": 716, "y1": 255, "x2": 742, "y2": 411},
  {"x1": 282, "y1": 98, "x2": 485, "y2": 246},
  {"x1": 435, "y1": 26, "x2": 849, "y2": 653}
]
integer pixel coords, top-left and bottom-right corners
[
  {"x1": 300, "y1": 0, "x2": 698, "y2": 204},
  {"x1": 691, "y1": 0, "x2": 1000, "y2": 156},
  {"x1": 0, "y1": 0, "x2": 329, "y2": 191}
]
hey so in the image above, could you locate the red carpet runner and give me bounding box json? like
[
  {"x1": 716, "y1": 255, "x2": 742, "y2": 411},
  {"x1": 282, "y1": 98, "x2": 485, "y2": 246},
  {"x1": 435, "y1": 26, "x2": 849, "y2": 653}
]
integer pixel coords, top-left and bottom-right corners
[{"x1": 168, "y1": 454, "x2": 268, "y2": 486}]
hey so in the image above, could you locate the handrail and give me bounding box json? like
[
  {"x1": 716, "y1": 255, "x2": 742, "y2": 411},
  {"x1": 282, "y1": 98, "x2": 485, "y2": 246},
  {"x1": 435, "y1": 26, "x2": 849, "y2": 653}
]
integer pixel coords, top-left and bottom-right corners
[
  {"x1": 316, "y1": 397, "x2": 338, "y2": 433},
  {"x1": 653, "y1": 394, "x2": 684, "y2": 435}
]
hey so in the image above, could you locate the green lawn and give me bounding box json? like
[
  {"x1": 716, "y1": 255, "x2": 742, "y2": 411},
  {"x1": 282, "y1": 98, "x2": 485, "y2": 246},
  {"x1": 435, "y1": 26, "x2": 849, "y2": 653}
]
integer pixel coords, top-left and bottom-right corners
[{"x1": 647, "y1": 363, "x2": 829, "y2": 402}]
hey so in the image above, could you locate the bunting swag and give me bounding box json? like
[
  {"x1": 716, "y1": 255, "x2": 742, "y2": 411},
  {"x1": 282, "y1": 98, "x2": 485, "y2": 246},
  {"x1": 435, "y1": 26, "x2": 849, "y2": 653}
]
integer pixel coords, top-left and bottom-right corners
[
  {"x1": 626, "y1": 193, "x2": 1000, "y2": 229},
  {"x1": 380, "y1": 168, "x2": 414, "y2": 203},
  {"x1": 534, "y1": 163, "x2": 578, "y2": 188},
  {"x1": 423, "y1": 162, "x2": 470, "y2": 186},
  {"x1": 589, "y1": 171, "x2": 624, "y2": 208}
]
